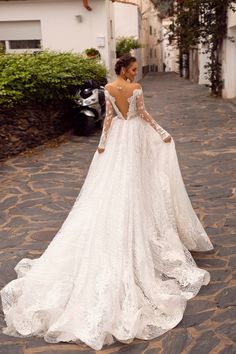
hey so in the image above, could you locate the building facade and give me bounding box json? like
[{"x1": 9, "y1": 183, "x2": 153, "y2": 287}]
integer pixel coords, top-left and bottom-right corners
[
  {"x1": 114, "y1": 0, "x2": 163, "y2": 75},
  {"x1": 161, "y1": 17, "x2": 178, "y2": 73},
  {"x1": 0, "y1": 0, "x2": 183, "y2": 81},
  {"x1": 188, "y1": 6, "x2": 236, "y2": 99},
  {"x1": 0, "y1": 0, "x2": 116, "y2": 78},
  {"x1": 113, "y1": 0, "x2": 143, "y2": 81}
]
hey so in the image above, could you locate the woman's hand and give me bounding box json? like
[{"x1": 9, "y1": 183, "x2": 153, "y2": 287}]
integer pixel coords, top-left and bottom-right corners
[
  {"x1": 97, "y1": 147, "x2": 105, "y2": 153},
  {"x1": 163, "y1": 134, "x2": 172, "y2": 143}
]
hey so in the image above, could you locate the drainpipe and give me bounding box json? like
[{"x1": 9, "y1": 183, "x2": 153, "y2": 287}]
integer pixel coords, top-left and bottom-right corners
[{"x1": 83, "y1": 0, "x2": 92, "y2": 11}]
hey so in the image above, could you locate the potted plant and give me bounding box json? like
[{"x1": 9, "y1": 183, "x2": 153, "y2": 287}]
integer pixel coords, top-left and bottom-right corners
[
  {"x1": 116, "y1": 36, "x2": 142, "y2": 58},
  {"x1": 84, "y1": 48, "x2": 101, "y2": 59}
]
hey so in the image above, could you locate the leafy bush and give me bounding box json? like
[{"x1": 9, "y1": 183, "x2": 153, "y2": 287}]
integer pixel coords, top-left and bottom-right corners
[
  {"x1": 0, "y1": 50, "x2": 106, "y2": 107},
  {"x1": 116, "y1": 36, "x2": 142, "y2": 58}
]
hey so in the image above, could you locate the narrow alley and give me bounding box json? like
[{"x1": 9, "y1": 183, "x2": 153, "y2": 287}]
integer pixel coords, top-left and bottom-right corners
[{"x1": 0, "y1": 73, "x2": 235, "y2": 354}]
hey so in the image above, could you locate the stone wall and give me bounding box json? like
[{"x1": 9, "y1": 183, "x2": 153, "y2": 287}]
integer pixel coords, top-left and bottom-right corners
[{"x1": 0, "y1": 102, "x2": 73, "y2": 161}]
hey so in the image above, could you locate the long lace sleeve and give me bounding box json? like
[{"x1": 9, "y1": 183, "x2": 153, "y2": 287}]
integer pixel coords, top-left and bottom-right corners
[
  {"x1": 98, "y1": 92, "x2": 114, "y2": 150},
  {"x1": 136, "y1": 90, "x2": 170, "y2": 140}
]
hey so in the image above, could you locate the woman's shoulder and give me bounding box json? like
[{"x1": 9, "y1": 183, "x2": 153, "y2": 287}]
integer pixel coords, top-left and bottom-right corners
[
  {"x1": 104, "y1": 82, "x2": 142, "y2": 97},
  {"x1": 105, "y1": 82, "x2": 142, "y2": 89},
  {"x1": 104, "y1": 83, "x2": 116, "y2": 95},
  {"x1": 105, "y1": 83, "x2": 113, "y2": 89},
  {"x1": 131, "y1": 83, "x2": 142, "y2": 90}
]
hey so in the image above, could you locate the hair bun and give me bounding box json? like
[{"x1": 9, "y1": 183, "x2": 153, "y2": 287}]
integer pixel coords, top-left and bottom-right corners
[{"x1": 115, "y1": 54, "x2": 136, "y2": 75}]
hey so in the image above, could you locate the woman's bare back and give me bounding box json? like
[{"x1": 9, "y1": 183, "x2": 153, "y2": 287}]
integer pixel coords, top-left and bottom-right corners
[{"x1": 105, "y1": 81, "x2": 141, "y2": 119}]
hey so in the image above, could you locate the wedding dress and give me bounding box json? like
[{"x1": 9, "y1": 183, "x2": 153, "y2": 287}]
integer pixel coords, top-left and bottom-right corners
[{"x1": 0, "y1": 87, "x2": 214, "y2": 351}]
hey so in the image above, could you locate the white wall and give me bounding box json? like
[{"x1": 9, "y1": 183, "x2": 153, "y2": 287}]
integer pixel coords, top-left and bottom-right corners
[
  {"x1": 0, "y1": 0, "x2": 114, "y2": 71},
  {"x1": 198, "y1": 44, "x2": 210, "y2": 85},
  {"x1": 198, "y1": 7, "x2": 236, "y2": 98},
  {"x1": 222, "y1": 8, "x2": 236, "y2": 99},
  {"x1": 113, "y1": 2, "x2": 142, "y2": 81},
  {"x1": 113, "y1": 0, "x2": 164, "y2": 73},
  {"x1": 114, "y1": 2, "x2": 139, "y2": 38},
  {"x1": 140, "y1": 4, "x2": 160, "y2": 69},
  {"x1": 161, "y1": 18, "x2": 178, "y2": 72},
  {"x1": 106, "y1": 0, "x2": 116, "y2": 80},
  {"x1": 228, "y1": 6, "x2": 236, "y2": 28},
  {"x1": 222, "y1": 27, "x2": 236, "y2": 99},
  {"x1": 131, "y1": 48, "x2": 142, "y2": 82}
]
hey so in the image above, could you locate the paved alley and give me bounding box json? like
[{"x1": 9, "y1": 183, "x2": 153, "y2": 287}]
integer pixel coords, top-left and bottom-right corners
[{"x1": 0, "y1": 73, "x2": 235, "y2": 354}]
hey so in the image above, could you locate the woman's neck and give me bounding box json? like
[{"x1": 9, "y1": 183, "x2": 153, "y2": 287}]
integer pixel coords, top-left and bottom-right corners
[
  {"x1": 117, "y1": 75, "x2": 127, "y2": 82},
  {"x1": 116, "y1": 75, "x2": 132, "y2": 84}
]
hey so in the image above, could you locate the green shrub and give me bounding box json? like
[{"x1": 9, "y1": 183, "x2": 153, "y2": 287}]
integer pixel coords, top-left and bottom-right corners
[
  {"x1": 0, "y1": 50, "x2": 106, "y2": 107},
  {"x1": 116, "y1": 36, "x2": 142, "y2": 58}
]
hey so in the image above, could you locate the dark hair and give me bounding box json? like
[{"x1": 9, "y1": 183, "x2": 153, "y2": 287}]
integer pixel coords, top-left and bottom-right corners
[{"x1": 115, "y1": 54, "x2": 137, "y2": 75}]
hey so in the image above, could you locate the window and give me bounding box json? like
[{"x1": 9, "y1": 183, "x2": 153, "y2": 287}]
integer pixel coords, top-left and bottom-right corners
[
  {"x1": 9, "y1": 40, "x2": 41, "y2": 50},
  {"x1": 150, "y1": 48, "x2": 153, "y2": 58},
  {"x1": 0, "y1": 20, "x2": 41, "y2": 52},
  {"x1": 149, "y1": 26, "x2": 152, "y2": 35}
]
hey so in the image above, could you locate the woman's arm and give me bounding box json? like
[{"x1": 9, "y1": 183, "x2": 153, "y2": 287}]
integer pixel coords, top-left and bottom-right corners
[
  {"x1": 97, "y1": 92, "x2": 114, "y2": 152},
  {"x1": 136, "y1": 86, "x2": 171, "y2": 141}
]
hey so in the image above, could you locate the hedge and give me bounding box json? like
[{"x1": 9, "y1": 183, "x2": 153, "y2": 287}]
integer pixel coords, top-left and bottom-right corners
[{"x1": 0, "y1": 50, "x2": 107, "y2": 107}]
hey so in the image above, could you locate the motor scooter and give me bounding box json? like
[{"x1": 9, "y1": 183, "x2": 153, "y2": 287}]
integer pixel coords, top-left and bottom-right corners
[{"x1": 73, "y1": 79, "x2": 107, "y2": 136}]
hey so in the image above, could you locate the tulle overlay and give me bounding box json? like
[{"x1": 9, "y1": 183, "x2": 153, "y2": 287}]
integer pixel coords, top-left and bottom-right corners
[{"x1": 1, "y1": 91, "x2": 213, "y2": 351}]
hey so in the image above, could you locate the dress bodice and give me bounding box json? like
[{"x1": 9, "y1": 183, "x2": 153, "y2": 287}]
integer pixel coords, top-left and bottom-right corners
[
  {"x1": 105, "y1": 88, "x2": 143, "y2": 120},
  {"x1": 98, "y1": 87, "x2": 170, "y2": 150}
]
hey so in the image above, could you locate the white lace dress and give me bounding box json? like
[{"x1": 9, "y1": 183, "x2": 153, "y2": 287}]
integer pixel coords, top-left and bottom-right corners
[{"x1": 0, "y1": 88, "x2": 214, "y2": 351}]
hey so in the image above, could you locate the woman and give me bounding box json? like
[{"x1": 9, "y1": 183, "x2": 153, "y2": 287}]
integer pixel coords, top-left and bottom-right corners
[{"x1": 0, "y1": 54, "x2": 214, "y2": 351}]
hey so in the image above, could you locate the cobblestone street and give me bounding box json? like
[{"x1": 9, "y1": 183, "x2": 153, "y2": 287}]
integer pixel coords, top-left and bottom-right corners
[{"x1": 0, "y1": 73, "x2": 235, "y2": 354}]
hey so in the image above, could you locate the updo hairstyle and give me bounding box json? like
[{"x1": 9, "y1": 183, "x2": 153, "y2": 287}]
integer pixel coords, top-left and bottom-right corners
[{"x1": 115, "y1": 54, "x2": 137, "y2": 75}]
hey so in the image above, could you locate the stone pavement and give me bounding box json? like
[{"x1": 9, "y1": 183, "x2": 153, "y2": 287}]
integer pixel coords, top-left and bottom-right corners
[{"x1": 0, "y1": 73, "x2": 235, "y2": 354}]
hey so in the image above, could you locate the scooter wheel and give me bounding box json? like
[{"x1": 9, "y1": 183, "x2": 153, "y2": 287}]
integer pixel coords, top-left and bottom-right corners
[
  {"x1": 74, "y1": 115, "x2": 94, "y2": 136},
  {"x1": 94, "y1": 120, "x2": 103, "y2": 129}
]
